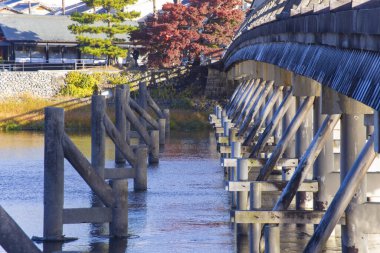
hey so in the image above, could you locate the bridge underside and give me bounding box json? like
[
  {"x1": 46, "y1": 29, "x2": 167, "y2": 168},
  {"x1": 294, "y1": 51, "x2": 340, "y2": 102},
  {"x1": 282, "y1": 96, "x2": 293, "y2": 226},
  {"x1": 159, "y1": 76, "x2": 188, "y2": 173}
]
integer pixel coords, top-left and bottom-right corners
[{"x1": 211, "y1": 2, "x2": 380, "y2": 252}]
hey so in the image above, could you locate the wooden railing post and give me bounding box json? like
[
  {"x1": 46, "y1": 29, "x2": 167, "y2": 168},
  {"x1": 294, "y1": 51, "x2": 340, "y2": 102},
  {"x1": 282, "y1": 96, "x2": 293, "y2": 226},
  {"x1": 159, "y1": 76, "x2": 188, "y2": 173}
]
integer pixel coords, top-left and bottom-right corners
[{"x1": 44, "y1": 107, "x2": 65, "y2": 241}]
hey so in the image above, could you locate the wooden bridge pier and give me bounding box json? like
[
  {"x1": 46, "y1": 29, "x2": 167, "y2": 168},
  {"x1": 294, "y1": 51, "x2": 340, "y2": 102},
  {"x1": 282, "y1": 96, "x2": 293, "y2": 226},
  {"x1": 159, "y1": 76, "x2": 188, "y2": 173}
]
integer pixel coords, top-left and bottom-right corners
[{"x1": 210, "y1": 65, "x2": 380, "y2": 252}]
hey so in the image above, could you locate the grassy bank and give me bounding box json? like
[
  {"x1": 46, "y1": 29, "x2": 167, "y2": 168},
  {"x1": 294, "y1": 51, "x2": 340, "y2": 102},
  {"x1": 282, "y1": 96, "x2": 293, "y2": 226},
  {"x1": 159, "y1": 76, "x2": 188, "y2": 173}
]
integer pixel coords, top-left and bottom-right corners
[{"x1": 0, "y1": 94, "x2": 212, "y2": 132}]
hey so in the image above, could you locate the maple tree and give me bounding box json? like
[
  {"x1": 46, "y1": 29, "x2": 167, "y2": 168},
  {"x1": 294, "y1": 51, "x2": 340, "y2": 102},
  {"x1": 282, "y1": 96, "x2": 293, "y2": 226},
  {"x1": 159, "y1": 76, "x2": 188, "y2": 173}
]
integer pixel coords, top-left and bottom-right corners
[
  {"x1": 68, "y1": 0, "x2": 140, "y2": 64},
  {"x1": 131, "y1": 0, "x2": 244, "y2": 68}
]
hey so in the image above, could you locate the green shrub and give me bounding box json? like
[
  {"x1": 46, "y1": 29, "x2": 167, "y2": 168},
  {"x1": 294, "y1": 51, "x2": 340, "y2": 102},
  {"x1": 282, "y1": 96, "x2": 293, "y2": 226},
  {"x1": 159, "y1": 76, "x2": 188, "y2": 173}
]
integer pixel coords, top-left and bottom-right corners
[{"x1": 60, "y1": 72, "x2": 100, "y2": 98}]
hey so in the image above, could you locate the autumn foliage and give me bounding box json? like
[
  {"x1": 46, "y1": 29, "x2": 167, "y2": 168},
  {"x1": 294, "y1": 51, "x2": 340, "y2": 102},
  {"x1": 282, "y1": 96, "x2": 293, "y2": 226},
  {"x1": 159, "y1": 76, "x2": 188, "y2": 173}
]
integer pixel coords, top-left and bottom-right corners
[{"x1": 131, "y1": 0, "x2": 244, "y2": 68}]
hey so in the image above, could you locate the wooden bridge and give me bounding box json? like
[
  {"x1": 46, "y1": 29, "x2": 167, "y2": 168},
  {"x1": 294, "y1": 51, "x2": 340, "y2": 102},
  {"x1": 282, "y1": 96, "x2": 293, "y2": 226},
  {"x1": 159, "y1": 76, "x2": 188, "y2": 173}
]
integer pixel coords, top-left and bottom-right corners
[
  {"x1": 0, "y1": 83, "x2": 169, "y2": 253},
  {"x1": 208, "y1": 1, "x2": 380, "y2": 252}
]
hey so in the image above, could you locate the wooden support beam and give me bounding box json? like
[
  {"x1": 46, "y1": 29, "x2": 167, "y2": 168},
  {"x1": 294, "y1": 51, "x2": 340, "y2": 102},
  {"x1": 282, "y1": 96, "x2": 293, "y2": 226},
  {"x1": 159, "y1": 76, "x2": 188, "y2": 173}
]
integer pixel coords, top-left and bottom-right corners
[
  {"x1": 62, "y1": 133, "x2": 115, "y2": 208},
  {"x1": 219, "y1": 145, "x2": 252, "y2": 154},
  {"x1": 233, "y1": 80, "x2": 261, "y2": 123},
  {"x1": 63, "y1": 207, "x2": 112, "y2": 224},
  {"x1": 221, "y1": 158, "x2": 298, "y2": 168},
  {"x1": 251, "y1": 88, "x2": 294, "y2": 156},
  {"x1": 273, "y1": 114, "x2": 340, "y2": 211},
  {"x1": 234, "y1": 80, "x2": 264, "y2": 124},
  {"x1": 228, "y1": 80, "x2": 253, "y2": 118},
  {"x1": 232, "y1": 210, "x2": 346, "y2": 225},
  {"x1": 304, "y1": 135, "x2": 376, "y2": 252},
  {"x1": 226, "y1": 180, "x2": 318, "y2": 192},
  {"x1": 218, "y1": 136, "x2": 229, "y2": 144},
  {"x1": 238, "y1": 81, "x2": 273, "y2": 135},
  {"x1": 232, "y1": 79, "x2": 261, "y2": 122},
  {"x1": 104, "y1": 167, "x2": 135, "y2": 179},
  {"x1": 243, "y1": 86, "x2": 283, "y2": 146},
  {"x1": 256, "y1": 96, "x2": 315, "y2": 181},
  {"x1": 147, "y1": 93, "x2": 164, "y2": 118},
  {"x1": 103, "y1": 114, "x2": 137, "y2": 167},
  {"x1": 124, "y1": 103, "x2": 151, "y2": 146},
  {"x1": 129, "y1": 98, "x2": 159, "y2": 129},
  {"x1": 0, "y1": 205, "x2": 41, "y2": 253}
]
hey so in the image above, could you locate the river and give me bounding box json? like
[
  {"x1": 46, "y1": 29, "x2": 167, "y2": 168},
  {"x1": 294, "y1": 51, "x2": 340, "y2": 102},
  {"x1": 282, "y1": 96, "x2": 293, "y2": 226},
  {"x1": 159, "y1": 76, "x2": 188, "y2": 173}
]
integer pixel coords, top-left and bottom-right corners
[{"x1": 0, "y1": 130, "x2": 234, "y2": 253}]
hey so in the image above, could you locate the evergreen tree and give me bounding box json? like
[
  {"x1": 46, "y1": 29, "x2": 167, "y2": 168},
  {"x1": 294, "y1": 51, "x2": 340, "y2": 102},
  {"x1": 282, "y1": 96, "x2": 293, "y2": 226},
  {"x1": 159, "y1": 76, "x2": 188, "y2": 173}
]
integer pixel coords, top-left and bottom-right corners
[{"x1": 68, "y1": 0, "x2": 140, "y2": 64}]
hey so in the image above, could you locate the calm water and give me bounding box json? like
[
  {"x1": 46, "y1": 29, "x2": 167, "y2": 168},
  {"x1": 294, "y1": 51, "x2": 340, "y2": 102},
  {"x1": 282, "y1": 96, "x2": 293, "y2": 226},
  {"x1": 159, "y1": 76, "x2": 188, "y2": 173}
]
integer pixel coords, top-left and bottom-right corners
[
  {"x1": 1, "y1": 130, "x2": 379, "y2": 253},
  {"x1": 0, "y1": 130, "x2": 234, "y2": 253}
]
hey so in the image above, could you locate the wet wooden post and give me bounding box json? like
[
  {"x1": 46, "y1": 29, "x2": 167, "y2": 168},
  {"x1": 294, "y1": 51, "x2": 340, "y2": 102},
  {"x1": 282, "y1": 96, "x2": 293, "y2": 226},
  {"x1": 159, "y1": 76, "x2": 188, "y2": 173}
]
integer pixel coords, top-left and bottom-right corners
[
  {"x1": 237, "y1": 158, "x2": 249, "y2": 235},
  {"x1": 313, "y1": 97, "x2": 334, "y2": 212},
  {"x1": 295, "y1": 97, "x2": 313, "y2": 216},
  {"x1": 134, "y1": 146, "x2": 148, "y2": 191},
  {"x1": 292, "y1": 75, "x2": 316, "y2": 226},
  {"x1": 92, "y1": 95, "x2": 106, "y2": 179},
  {"x1": 110, "y1": 179, "x2": 128, "y2": 237},
  {"x1": 115, "y1": 85, "x2": 129, "y2": 164},
  {"x1": 163, "y1": 109, "x2": 170, "y2": 134},
  {"x1": 159, "y1": 118, "x2": 166, "y2": 145},
  {"x1": 231, "y1": 141, "x2": 241, "y2": 208},
  {"x1": 340, "y1": 113, "x2": 367, "y2": 252},
  {"x1": 149, "y1": 130, "x2": 159, "y2": 164},
  {"x1": 249, "y1": 183, "x2": 262, "y2": 253},
  {"x1": 44, "y1": 107, "x2": 65, "y2": 241}
]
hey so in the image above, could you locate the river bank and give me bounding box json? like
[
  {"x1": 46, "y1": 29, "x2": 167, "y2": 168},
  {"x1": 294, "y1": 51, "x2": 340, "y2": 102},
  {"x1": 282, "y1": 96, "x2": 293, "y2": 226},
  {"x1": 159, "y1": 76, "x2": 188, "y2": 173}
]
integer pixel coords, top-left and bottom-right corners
[{"x1": 0, "y1": 94, "x2": 213, "y2": 132}]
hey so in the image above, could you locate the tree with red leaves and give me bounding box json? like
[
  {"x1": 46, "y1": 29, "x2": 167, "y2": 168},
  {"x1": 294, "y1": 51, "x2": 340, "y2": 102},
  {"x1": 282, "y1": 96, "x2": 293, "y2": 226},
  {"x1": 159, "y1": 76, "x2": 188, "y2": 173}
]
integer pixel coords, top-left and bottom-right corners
[{"x1": 131, "y1": 0, "x2": 244, "y2": 68}]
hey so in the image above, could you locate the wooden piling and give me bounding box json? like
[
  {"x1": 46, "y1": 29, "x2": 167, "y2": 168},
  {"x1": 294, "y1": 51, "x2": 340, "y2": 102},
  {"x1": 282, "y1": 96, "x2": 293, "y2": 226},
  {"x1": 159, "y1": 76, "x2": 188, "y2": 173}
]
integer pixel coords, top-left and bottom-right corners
[
  {"x1": 91, "y1": 95, "x2": 106, "y2": 178},
  {"x1": 163, "y1": 109, "x2": 170, "y2": 134},
  {"x1": 115, "y1": 86, "x2": 128, "y2": 164},
  {"x1": 110, "y1": 179, "x2": 129, "y2": 237},
  {"x1": 44, "y1": 107, "x2": 65, "y2": 241},
  {"x1": 149, "y1": 130, "x2": 159, "y2": 164},
  {"x1": 340, "y1": 114, "x2": 368, "y2": 252},
  {"x1": 264, "y1": 225, "x2": 280, "y2": 253},
  {"x1": 237, "y1": 158, "x2": 249, "y2": 235},
  {"x1": 295, "y1": 97, "x2": 314, "y2": 224},
  {"x1": 138, "y1": 82, "x2": 148, "y2": 127},
  {"x1": 159, "y1": 118, "x2": 166, "y2": 145},
  {"x1": 250, "y1": 183, "x2": 262, "y2": 253},
  {"x1": 313, "y1": 97, "x2": 335, "y2": 211},
  {"x1": 134, "y1": 146, "x2": 148, "y2": 191}
]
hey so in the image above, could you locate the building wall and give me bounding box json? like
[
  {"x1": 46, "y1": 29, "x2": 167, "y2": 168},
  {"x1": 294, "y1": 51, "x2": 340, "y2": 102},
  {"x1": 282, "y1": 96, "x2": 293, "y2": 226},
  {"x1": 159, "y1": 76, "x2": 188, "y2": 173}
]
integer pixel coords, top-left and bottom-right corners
[{"x1": 0, "y1": 71, "x2": 66, "y2": 98}]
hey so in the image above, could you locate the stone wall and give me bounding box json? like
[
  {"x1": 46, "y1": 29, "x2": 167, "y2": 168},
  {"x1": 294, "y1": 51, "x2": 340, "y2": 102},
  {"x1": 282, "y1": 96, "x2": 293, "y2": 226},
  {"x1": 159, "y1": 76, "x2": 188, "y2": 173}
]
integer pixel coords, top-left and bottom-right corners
[
  {"x1": 0, "y1": 71, "x2": 67, "y2": 99},
  {"x1": 205, "y1": 67, "x2": 237, "y2": 99}
]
